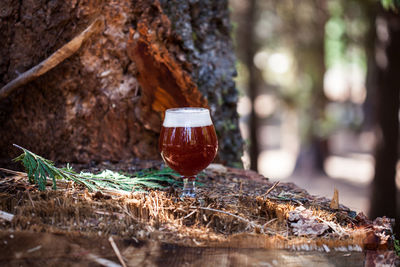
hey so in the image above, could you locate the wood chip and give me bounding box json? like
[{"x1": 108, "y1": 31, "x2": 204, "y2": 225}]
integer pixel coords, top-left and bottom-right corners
[
  {"x1": 330, "y1": 187, "x2": 339, "y2": 210},
  {"x1": 206, "y1": 164, "x2": 228, "y2": 173},
  {"x1": 0, "y1": 210, "x2": 14, "y2": 222}
]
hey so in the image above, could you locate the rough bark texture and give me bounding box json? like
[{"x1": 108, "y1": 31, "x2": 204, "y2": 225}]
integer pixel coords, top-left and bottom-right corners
[
  {"x1": 0, "y1": 0, "x2": 243, "y2": 167},
  {"x1": 157, "y1": 0, "x2": 243, "y2": 165}
]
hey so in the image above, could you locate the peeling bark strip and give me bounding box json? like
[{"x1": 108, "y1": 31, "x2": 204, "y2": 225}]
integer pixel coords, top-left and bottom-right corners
[{"x1": 127, "y1": 4, "x2": 207, "y2": 131}]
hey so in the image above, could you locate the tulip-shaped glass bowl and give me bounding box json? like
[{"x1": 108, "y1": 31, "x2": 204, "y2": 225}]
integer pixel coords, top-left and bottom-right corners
[{"x1": 159, "y1": 108, "x2": 218, "y2": 198}]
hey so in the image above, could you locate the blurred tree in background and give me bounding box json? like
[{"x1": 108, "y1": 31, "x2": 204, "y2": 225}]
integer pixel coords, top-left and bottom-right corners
[
  {"x1": 370, "y1": 0, "x2": 400, "y2": 234},
  {"x1": 231, "y1": 0, "x2": 370, "y2": 171},
  {"x1": 233, "y1": 0, "x2": 260, "y2": 171},
  {"x1": 230, "y1": 0, "x2": 399, "y2": 232}
]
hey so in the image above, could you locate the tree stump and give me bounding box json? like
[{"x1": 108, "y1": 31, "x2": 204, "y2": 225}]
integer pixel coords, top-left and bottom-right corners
[
  {"x1": 0, "y1": 161, "x2": 397, "y2": 266},
  {"x1": 0, "y1": 0, "x2": 243, "y2": 167}
]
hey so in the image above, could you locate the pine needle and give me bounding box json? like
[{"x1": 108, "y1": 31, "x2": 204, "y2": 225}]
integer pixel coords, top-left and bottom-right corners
[{"x1": 12, "y1": 144, "x2": 180, "y2": 192}]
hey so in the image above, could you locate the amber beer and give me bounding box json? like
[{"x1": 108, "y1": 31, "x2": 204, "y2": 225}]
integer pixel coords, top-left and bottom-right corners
[
  {"x1": 159, "y1": 108, "x2": 218, "y2": 197},
  {"x1": 160, "y1": 125, "x2": 218, "y2": 175}
]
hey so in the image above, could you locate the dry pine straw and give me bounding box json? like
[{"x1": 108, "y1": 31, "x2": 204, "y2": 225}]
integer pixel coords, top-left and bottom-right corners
[{"x1": 0, "y1": 169, "x2": 371, "y2": 251}]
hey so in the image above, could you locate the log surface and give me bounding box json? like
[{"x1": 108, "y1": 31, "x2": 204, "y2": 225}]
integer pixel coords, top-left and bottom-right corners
[{"x1": 0, "y1": 231, "x2": 366, "y2": 267}]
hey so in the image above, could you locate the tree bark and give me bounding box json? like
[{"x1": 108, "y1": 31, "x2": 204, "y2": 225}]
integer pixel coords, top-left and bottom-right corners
[
  {"x1": 370, "y1": 10, "x2": 400, "y2": 234},
  {"x1": 0, "y1": 0, "x2": 243, "y2": 167}
]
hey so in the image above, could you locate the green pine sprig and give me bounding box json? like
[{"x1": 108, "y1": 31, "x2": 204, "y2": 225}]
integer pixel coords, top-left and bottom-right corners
[{"x1": 13, "y1": 144, "x2": 180, "y2": 192}]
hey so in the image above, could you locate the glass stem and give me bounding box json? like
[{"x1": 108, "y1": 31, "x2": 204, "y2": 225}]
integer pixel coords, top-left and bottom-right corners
[{"x1": 181, "y1": 176, "x2": 196, "y2": 198}]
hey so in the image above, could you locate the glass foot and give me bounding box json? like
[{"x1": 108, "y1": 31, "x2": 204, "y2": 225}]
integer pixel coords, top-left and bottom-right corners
[{"x1": 181, "y1": 177, "x2": 196, "y2": 198}]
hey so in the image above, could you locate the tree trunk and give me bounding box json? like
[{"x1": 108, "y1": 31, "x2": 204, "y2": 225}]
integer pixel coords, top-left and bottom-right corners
[
  {"x1": 244, "y1": 0, "x2": 260, "y2": 172},
  {"x1": 370, "y1": 9, "x2": 400, "y2": 235},
  {"x1": 294, "y1": 0, "x2": 328, "y2": 175},
  {"x1": 232, "y1": 0, "x2": 262, "y2": 171},
  {"x1": 363, "y1": 3, "x2": 379, "y2": 132},
  {"x1": 0, "y1": 0, "x2": 243, "y2": 167}
]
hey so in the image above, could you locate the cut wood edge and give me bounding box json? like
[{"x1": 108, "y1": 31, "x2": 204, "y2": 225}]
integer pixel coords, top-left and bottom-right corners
[
  {"x1": 0, "y1": 17, "x2": 104, "y2": 101},
  {"x1": 177, "y1": 231, "x2": 366, "y2": 252}
]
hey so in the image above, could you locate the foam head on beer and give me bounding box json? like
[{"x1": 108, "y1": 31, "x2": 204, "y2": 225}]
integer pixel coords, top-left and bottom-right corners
[{"x1": 163, "y1": 108, "x2": 212, "y2": 127}]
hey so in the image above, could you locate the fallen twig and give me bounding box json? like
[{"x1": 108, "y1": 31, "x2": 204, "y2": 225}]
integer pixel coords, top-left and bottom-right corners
[
  {"x1": 0, "y1": 17, "x2": 104, "y2": 101},
  {"x1": 118, "y1": 204, "x2": 140, "y2": 224},
  {"x1": 86, "y1": 253, "x2": 122, "y2": 267},
  {"x1": 319, "y1": 217, "x2": 350, "y2": 237},
  {"x1": 94, "y1": 210, "x2": 125, "y2": 220},
  {"x1": 263, "y1": 218, "x2": 278, "y2": 228},
  {"x1": 190, "y1": 206, "x2": 261, "y2": 229},
  {"x1": 108, "y1": 236, "x2": 127, "y2": 267},
  {"x1": 26, "y1": 190, "x2": 35, "y2": 208},
  {"x1": 26, "y1": 245, "x2": 42, "y2": 253},
  {"x1": 190, "y1": 206, "x2": 278, "y2": 235},
  {"x1": 183, "y1": 209, "x2": 197, "y2": 219},
  {"x1": 0, "y1": 167, "x2": 27, "y2": 177},
  {"x1": 262, "y1": 181, "x2": 280, "y2": 198}
]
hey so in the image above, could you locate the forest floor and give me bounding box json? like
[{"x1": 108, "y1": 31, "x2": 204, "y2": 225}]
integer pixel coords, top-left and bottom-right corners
[
  {"x1": 275, "y1": 170, "x2": 369, "y2": 214},
  {"x1": 260, "y1": 130, "x2": 378, "y2": 214}
]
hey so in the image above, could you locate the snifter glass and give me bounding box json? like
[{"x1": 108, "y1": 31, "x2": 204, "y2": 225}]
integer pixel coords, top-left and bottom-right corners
[{"x1": 159, "y1": 108, "x2": 218, "y2": 198}]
